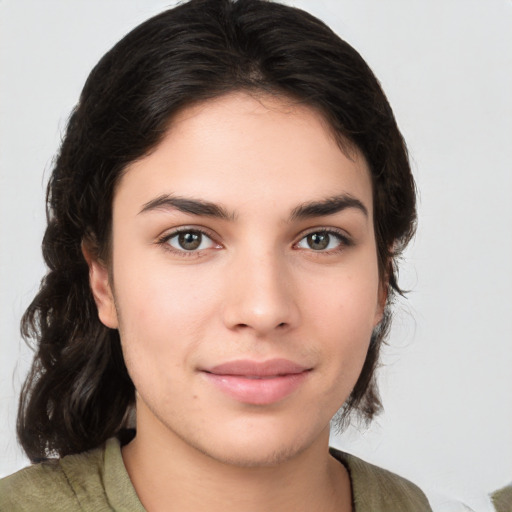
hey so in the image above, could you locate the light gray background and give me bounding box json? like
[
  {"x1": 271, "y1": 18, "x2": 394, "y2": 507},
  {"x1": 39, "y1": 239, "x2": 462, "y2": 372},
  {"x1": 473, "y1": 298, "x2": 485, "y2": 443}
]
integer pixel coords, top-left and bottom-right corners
[{"x1": 1, "y1": 1, "x2": 511, "y2": 510}]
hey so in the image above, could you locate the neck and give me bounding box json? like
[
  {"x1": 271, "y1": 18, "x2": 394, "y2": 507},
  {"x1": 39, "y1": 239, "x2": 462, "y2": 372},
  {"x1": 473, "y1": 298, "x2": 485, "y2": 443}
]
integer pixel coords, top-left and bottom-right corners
[{"x1": 122, "y1": 405, "x2": 352, "y2": 512}]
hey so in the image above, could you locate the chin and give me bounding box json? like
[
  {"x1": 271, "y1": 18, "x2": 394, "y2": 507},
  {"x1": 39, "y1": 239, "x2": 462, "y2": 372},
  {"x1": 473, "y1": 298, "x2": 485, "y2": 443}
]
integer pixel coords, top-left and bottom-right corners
[
  {"x1": 183, "y1": 417, "x2": 324, "y2": 469},
  {"x1": 197, "y1": 438, "x2": 309, "y2": 468},
  {"x1": 138, "y1": 389, "x2": 333, "y2": 468}
]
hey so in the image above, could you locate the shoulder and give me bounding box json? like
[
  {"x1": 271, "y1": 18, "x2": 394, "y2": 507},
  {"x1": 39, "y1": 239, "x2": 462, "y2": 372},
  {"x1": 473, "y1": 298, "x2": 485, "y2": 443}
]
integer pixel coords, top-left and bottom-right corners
[
  {"x1": 492, "y1": 483, "x2": 512, "y2": 512},
  {"x1": 0, "y1": 458, "x2": 79, "y2": 511},
  {"x1": 0, "y1": 443, "x2": 109, "y2": 512},
  {"x1": 330, "y1": 447, "x2": 432, "y2": 512}
]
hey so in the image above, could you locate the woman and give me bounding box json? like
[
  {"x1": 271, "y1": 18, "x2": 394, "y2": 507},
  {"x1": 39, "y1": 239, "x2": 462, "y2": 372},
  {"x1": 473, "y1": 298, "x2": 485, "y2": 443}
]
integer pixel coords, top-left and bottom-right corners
[{"x1": 0, "y1": 0, "x2": 429, "y2": 510}]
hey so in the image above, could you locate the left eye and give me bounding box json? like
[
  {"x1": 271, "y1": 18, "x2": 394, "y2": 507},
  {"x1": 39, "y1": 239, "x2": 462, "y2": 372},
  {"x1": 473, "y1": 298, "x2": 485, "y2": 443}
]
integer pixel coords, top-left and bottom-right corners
[
  {"x1": 296, "y1": 231, "x2": 344, "y2": 251},
  {"x1": 166, "y1": 230, "x2": 216, "y2": 251}
]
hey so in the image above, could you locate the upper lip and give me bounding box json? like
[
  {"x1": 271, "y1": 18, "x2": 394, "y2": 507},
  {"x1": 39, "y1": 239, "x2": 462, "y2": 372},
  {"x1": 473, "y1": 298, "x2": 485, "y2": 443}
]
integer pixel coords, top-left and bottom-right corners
[{"x1": 203, "y1": 358, "x2": 311, "y2": 377}]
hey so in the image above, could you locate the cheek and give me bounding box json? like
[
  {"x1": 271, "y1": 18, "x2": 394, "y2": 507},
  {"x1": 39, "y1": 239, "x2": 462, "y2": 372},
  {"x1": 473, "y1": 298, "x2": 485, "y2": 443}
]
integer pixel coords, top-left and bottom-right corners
[
  {"x1": 112, "y1": 260, "x2": 221, "y2": 374},
  {"x1": 302, "y1": 264, "x2": 380, "y2": 381},
  {"x1": 304, "y1": 261, "x2": 381, "y2": 332}
]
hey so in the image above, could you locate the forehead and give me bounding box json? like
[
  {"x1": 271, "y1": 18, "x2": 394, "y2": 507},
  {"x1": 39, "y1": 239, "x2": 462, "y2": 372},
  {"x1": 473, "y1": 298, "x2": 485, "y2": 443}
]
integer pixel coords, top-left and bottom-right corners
[{"x1": 117, "y1": 92, "x2": 373, "y2": 219}]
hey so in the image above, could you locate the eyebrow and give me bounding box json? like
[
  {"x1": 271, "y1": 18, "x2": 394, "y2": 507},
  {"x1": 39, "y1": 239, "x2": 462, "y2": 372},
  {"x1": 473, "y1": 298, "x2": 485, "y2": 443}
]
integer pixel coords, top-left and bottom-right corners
[
  {"x1": 139, "y1": 193, "x2": 368, "y2": 222},
  {"x1": 139, "y1": 194, "x2": 235, "y2": 220},
  {"x1": 289, "y1": 194, "x2": 368, "y2": 221}
]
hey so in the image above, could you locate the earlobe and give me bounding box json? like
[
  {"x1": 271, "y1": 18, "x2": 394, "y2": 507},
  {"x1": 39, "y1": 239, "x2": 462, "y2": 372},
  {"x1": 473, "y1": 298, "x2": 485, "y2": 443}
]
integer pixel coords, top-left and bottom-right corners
[{"x1": 81, "y1": 242, "x2": 118, "y2": 329}]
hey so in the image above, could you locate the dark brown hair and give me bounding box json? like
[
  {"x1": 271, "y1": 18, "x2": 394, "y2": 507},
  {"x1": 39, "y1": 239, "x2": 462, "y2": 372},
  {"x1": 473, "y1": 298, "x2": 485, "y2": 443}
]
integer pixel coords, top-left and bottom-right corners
[{"x1": 18, "y1": 0, "x2": 416, "y2": 461}]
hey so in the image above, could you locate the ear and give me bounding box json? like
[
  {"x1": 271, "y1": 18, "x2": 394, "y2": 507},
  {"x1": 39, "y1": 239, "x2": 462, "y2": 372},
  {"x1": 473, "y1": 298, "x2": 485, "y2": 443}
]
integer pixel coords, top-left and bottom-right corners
[
  {"x1": 82, "y1": 242, "x2": 118, "y2": 329},
  {"x1": 373, "y1": 278, "x2": 388, "y2": 328}
]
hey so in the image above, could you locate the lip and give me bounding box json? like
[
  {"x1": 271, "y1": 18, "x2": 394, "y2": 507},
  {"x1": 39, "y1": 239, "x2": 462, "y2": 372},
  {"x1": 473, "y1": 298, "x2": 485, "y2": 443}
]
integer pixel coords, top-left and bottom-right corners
[{"x1": 201, "y1": 358, "x2": 311, "y2": 405}]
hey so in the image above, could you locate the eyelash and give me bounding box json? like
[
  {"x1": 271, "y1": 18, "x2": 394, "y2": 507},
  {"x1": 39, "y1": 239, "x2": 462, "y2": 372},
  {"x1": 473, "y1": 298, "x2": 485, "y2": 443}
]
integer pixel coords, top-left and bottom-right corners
[
  {"x1": 293, "y1": 228, "x2": 352, "y2": 255},
  {"x1": 156, "y1": 227, "x2": 221, "y2": 258},
  {"x1": 156, "y1": 226, "x2": 352, "y2": 258}
]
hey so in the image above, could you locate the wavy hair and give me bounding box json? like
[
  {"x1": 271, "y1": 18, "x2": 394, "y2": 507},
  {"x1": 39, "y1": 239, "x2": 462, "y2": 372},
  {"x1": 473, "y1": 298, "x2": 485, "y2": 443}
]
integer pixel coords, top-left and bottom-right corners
[{"x1": 18, "y1": 0, "x2": 416, "y2": 461}]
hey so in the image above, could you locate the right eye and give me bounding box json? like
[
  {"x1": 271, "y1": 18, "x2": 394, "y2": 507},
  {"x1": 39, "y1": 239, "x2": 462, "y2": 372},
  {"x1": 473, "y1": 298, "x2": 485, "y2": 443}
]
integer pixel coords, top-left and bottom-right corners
[{"x1": 165, "y1": 229, "x2": 217, "y2": 252}]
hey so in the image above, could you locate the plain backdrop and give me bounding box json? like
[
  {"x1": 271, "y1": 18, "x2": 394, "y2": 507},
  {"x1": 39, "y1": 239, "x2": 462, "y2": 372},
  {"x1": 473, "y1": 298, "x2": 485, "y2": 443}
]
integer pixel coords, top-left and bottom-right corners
[{"x1": 1, "y1": 1, "x2": 511, "y2": 510}]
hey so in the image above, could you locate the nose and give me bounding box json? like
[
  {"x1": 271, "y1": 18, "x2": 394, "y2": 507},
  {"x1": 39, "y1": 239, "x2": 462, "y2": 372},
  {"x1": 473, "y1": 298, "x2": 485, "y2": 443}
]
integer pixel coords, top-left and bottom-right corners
[{"x1": 221, "y1": 248, "x2": 300, "y2": 336}]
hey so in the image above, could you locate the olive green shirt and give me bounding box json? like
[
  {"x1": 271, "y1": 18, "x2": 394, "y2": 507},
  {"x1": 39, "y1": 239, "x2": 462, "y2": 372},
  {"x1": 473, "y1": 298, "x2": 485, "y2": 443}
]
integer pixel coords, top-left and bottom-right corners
[
  {"x1": 492, "y1": 484, "x2": 512, "y2": 512},
  {"x1": 0, "y1": 438, "x2": 432, "y2": 511}
]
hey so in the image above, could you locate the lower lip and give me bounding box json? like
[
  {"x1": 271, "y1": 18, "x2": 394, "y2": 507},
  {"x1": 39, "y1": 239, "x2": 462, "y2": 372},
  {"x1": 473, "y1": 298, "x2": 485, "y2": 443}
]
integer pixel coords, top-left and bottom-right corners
[{"x1": 202, "y1": 371, "x2": 310, "y2": 405}]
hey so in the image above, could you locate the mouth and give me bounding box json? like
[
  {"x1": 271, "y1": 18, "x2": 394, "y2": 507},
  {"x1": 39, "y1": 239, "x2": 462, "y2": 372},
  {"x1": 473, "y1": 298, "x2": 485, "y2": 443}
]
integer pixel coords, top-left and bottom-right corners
[{"x1": 200, "y1": 358, "x2": 312, "y2": 405}]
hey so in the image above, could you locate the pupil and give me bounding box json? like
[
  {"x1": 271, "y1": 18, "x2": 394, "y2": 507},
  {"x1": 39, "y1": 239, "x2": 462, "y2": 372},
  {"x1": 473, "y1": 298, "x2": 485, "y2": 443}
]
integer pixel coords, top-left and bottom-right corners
[
  {"x1": 308, "y1": 232, "x2": 329, "y2": 250},
  {"x1": 178, "y1": 232, "x2": 201, "y2": 250}
]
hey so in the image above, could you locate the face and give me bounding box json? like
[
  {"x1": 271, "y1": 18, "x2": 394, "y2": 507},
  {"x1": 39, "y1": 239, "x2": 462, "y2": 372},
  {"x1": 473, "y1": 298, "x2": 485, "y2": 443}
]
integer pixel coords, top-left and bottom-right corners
[{"x1": 89, "y1": 92, "x2": 384, "y2": 467}]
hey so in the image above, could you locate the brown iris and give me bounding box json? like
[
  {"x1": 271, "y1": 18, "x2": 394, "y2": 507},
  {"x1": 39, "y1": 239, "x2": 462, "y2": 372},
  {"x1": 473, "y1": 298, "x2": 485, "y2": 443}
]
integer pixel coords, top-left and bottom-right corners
[
  {"x1": 306, "y1": 232, "x2": 330, "y2": 250},
  {"x1": 178, "y1": 231, "x2": 202, "y2": 250}
]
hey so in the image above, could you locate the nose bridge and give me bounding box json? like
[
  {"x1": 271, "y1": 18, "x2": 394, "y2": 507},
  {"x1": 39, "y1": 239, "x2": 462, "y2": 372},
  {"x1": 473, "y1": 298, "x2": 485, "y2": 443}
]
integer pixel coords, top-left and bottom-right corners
[{"x1": 222, "y1": 243, "x2": 299, "y2": 334}]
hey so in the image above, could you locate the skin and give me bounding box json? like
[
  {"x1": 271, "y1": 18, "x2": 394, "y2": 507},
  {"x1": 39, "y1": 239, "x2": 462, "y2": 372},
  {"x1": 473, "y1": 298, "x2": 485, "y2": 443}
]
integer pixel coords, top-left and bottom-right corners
[{"x1": 86, "y1": 92, "x2": 385, "y2": 512}]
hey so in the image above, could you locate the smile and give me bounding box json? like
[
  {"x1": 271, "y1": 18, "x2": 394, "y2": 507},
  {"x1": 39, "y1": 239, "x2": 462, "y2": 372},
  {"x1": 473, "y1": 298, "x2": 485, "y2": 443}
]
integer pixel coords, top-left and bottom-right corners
[{"x1": 201, "y1": 359, "x2": 312, "y2": 405}]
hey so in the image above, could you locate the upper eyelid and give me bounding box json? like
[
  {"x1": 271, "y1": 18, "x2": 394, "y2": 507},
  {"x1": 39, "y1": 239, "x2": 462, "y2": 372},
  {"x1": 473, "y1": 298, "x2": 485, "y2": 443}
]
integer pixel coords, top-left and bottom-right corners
[
  {"x1": 157, "y1": 227, "x2": 222, "y2": 258},
  {"x1": 159, "y1": 225, "x2": 219, "y2": 242},
  {"x1": 295, "y1": 226, "x2": 351, "y2": 241},
  {"x1": 157, "y1": 225, "x2": 352, "y2": 247},
  {"x1": 293, "y1": 228, "x2": 353, "y2": 253}
]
